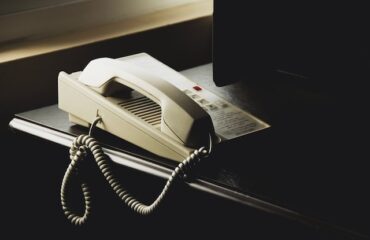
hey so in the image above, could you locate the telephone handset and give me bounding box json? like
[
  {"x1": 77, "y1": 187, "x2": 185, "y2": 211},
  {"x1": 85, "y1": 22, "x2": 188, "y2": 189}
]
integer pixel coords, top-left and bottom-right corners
[
  {"x1": 58, "y1": 53, "x2": 269, "y2": 225},
  {"x1": 81, "y1": 58, "x2": 214, "y2": 149}
]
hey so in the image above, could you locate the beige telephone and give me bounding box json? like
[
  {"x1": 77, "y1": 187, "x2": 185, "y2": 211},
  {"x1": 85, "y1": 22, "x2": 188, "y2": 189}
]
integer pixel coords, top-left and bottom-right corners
[
  {"x1": 58, "y1": 53, "x2": 269, "y2": 226},
  {"x1": 59, "y1": 57, "x2": 216, "y2": 162}
]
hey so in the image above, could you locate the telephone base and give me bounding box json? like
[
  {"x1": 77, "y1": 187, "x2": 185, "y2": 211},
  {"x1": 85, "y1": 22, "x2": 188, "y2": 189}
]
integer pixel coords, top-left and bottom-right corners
[{"x1": 69, "y1": 114, "x2": 90, "y2": 128}]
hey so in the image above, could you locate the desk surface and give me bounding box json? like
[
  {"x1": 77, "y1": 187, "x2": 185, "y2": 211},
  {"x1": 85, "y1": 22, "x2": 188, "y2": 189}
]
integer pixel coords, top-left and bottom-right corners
[{"x1": 10, "y1": 64, "x2": 369, "y2": 239}]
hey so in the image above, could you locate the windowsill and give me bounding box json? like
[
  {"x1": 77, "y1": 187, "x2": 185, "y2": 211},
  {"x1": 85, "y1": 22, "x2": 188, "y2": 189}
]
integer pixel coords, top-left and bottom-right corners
[{"x1": 0, "y1": 0, "x2": 212, "y2": 64}]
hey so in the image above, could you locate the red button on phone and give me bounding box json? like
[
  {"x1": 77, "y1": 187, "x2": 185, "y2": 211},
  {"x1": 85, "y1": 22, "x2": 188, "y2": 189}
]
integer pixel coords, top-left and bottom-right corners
[{"x1": 193, "y1": 86, "x2": 202, "y2": 91}]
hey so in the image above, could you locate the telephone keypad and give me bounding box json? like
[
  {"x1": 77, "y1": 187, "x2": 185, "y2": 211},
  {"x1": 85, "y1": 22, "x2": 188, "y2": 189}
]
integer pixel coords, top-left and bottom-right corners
[{"x1": 183, "y1": 89, "x2": 219, "y2": 111}]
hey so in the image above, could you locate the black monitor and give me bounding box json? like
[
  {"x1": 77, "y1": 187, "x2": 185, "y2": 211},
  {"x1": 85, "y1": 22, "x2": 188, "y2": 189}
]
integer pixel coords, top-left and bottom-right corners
[
  {"x1": 213, "y1": 2, "x2": 370, "y2": 87},
  {"x1": 213, "y1": 1, "x2": 370, "y2": 238}
]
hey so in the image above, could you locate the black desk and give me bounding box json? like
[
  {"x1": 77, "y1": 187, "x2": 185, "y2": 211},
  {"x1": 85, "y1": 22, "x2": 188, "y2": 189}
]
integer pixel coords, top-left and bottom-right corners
[{"x1": 10, "y1": 64, "x2": 369, "y2": 239}]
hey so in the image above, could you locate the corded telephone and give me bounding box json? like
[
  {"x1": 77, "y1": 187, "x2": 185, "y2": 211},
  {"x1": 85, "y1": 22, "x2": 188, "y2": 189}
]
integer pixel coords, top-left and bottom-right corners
[{"x1": 58, "y1": 53, "x2": 269, "y2": 225}]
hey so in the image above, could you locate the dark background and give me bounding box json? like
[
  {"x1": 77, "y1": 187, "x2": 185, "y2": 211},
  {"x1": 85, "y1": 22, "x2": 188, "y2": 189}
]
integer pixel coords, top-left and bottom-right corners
[
  {"x1": 2, "y1": 3, "x2": 370, "y2": 238},
  {"x1": 213, "y1": 1, "x2": 370, "y2": 238},
  {"x1": 213, "y1": 2, "x2": 370, "y2": 86}
]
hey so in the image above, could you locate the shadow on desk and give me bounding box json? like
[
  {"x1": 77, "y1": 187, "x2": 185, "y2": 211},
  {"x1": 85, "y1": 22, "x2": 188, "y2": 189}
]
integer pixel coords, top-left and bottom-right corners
[{"x1": 3, "y1": 130, "x2": 348, "y2": 239}]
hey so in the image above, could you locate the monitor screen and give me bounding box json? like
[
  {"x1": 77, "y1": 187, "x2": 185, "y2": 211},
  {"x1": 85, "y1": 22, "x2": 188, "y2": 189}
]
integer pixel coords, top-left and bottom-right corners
[
  {"x1": 213, "y1": 2, "x2": 370, "y2": 86},
  {"x1": 213, "y1": 1, "x2": 370, "y2": 237}
]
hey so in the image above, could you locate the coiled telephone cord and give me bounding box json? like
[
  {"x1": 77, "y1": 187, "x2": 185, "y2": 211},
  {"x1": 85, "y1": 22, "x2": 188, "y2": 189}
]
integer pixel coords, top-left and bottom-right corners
[{"x1": 60, "y1": 118, "x2": 211, "y2": 226}]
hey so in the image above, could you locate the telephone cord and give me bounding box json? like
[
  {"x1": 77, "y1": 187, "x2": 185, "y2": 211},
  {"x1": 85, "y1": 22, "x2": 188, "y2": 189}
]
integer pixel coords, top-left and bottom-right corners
[{"x1": 60, "y1": 133, "x2": 210, "y2": 226}]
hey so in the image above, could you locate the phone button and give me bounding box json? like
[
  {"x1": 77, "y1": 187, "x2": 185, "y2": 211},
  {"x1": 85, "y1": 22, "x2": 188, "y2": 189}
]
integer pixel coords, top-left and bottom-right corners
[
  {"x1": 198, "y1": 99, "x2": 209, "y2": 105},
  {"x1": 190, "y1": 94, "x2": 200, "y2": 100},
  {"x1": 215, "y1": 101, "x2": 228, "y2": 108},
  {"x1": 206, "y1": 104, "x2": 218, "y2": 111}
]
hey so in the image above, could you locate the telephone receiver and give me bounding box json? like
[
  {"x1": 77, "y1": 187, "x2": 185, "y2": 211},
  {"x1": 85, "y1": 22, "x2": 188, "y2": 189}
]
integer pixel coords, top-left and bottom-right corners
[{"x1": 59, "y1": 57, "x2": 216, "y2": 161}]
